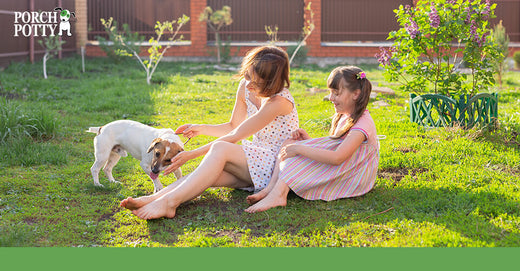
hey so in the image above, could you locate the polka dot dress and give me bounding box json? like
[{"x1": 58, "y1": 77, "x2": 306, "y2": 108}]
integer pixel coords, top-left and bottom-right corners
[{"x1": 242, "y1": 86, "x2": 299, "y2": 192}]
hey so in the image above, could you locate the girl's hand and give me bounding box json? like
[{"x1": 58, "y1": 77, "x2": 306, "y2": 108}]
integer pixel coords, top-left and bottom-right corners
[
  {"x1": 175, "y1": 124, "x2": 204, "y2": 138},
  {"x1": 279, "y1": 144, "x2": 300, "y2": 161},
  {"x1": 291, "y1": 128, "x2": 311, "y2": 141},
  {"x1": 164, "y1": 150, "x2": 195, "y2": 175}
]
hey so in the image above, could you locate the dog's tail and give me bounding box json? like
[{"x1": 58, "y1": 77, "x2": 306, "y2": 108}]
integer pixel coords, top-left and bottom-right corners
[{"x1": 86, "y1": 126, "x2": 102, "y2": 135}]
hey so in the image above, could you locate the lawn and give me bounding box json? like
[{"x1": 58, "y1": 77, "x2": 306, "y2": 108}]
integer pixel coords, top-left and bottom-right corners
[{"x1": 0, "y1": 56, "x2": 519, "y2": 247}]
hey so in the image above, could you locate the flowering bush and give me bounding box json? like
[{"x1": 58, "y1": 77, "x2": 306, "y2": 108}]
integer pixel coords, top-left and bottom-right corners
[{"x1": 376, "y1": 0, "x2": 501, "y2": 97}]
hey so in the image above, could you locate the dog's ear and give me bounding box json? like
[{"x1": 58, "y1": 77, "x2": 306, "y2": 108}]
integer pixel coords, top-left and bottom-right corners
[{"x1": 147, "y1": 138, "x2": 162, "y2": 153}]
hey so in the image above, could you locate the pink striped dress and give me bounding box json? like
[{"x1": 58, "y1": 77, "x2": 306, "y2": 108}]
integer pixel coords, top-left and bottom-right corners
[{"x1": 278, "y1": 110, "x2": 379, "y2": 201}]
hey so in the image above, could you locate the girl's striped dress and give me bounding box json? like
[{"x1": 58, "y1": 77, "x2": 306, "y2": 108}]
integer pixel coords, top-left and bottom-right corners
[{"x1": 278, "y1": 110, "x2": 378, "y2": 201}]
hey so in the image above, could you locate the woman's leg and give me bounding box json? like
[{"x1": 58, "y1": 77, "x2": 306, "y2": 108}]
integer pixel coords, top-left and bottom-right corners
[
  {"x1": 120, "y1": 175, "x2": 187, "y2": 210},
  {"x1": 132, "y1": 141, "x2": 252, "y2": 219}
]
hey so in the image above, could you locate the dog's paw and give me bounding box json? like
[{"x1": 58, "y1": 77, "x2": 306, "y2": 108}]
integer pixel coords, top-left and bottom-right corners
[
  {"x1": 94, "y1": 183, "x2": 104, "y2": 187},
  {"x1": 110, "y1": 180, "x2": 121, "y2": 184}
]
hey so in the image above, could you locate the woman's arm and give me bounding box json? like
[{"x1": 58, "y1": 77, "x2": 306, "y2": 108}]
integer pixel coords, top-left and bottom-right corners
[
  {"x1": 280, "y1": 130, "x2": 366, "y2": 166},
  {"x1": 164, "y1": 92, "x2": 293, "y2": 175}
]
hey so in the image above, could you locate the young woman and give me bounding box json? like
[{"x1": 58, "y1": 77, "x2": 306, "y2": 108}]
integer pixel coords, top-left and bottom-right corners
[
  {"x1": 245, "y1": 66, "x2": 379, "y2": 213},
  {"x1": 120, "y1": 46, "x2": 299, "y2": 219}
]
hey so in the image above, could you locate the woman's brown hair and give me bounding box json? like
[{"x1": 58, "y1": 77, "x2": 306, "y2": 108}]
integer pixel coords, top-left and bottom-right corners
[
  {"x1": 328, "y1": 66, "x2": 372, "y2": 139},
  {"x1": 236, "y1": 46, "x2": 290, "y2": 97}
]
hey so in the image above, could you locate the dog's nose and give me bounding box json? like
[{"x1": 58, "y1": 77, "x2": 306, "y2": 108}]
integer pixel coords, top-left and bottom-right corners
[{"x1": 151, "y1": 168, "x2": 160, "y2": 174}]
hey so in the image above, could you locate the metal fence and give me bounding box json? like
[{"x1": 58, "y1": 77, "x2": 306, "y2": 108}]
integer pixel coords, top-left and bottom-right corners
[
  {"x1": 207, "y1": 0, "x2": 304, "y2": 42},
  {"x1": 493, "y1": 0, "x2": 520, "y2": 42},
  {"x1": 87, "y1": 0, "x2": 191, "y2": 41},
  {"x1": 86, "y1": 0, "x2": 520, "y2": 43},
  {"x1": 2, "y1": 0, "x2": 519, "y2": 66},
  {"x1": 0, "y1": 0, "x2": 77, "y2": 66},
  {"x1": 321, "y1": 0, "x2": 414, "y2": 42}
]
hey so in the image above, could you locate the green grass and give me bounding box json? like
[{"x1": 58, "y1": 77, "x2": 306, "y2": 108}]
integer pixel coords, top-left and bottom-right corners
[{"x1": 0, "y1": 56, "x2": 519, "y2": 247}]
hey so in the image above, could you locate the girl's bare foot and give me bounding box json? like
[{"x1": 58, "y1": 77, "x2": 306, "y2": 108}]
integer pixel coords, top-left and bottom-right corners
[
  {"x1": 132, "y1": 198, "x2": 177, "y2": 220},
  {"x1": 120, "y1": 195, "x2": 155, "y2": 210},
  {"x1": 244, "y1": 191, "x2": 287, "y2": 213},
  {"x1": 246, "y1": 190, "x2": 268, "y2": 205}
]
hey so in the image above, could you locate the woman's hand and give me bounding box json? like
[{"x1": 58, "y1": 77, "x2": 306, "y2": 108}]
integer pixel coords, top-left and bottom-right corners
[
  {"x1": 175, "y1": 124, "x2": 205, "y2": 138},
  {"x1": 278, "y1": 144, "x2": 300, "y2": 161},
  {"x1": 291, "y1": 128, "x2": 311, "y2": 141},
  {"x1": 164, "y1": 150, "x2": 196, "y2": 175}
]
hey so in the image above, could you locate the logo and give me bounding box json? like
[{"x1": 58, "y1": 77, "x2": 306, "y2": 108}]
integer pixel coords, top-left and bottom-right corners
[{"x1": 14, "y1": 7, "x2": 76, "y2": 37}]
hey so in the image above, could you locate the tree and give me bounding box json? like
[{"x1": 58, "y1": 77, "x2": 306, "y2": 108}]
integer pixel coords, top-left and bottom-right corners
[{"x1": 199, "y1": 6, "x2": 233, "y2": 63}]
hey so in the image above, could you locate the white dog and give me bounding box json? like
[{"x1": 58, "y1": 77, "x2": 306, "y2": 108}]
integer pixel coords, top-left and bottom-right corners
[
  {"x1": 87, "y1": 120, "x2": 183, "y2": 192},
  {"x1": 55, "y1": 7, "x2": 75, "y2": 37}
]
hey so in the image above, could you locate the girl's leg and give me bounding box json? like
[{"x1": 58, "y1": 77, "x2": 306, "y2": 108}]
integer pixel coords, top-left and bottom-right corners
[
  {"x1": 246, "y1": 139, "x2": 298, "y2": 205},
  {"x1": 244, "y1": 171, "x2": 291, "y2": 213},
  {"x1": 132, "y1": 142, "x2": 252, "y2": 219}
]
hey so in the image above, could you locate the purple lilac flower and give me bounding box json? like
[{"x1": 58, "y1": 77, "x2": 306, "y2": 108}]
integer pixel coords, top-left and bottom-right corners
[
  {"x1": 405, "y1": 20, "x2": 420, "y2": 38},
  {"x1": 464, "y1": 6, "x2": 472, "y2": 24},
  {"x1": 469, "y1": 20, "x2": 486, "y2": 47},
  {"x1": 404, "y1": 5, "x2": 411, "y2": 14},
  {"x1": 481, "y1": 0, "x2": 490, "y2": 20},
  {"x1": 478, "y1": 32, "x2": 488, "y2": 47},
  {"x1": 429, "y1": 5, "x2": 440, "y2": 28},
  {"x1": 375, "y1": 47, "x2": 393, "y2": 67},
  {"x1": 470, "y1": 20, "x2": 478, "y2": 39}
]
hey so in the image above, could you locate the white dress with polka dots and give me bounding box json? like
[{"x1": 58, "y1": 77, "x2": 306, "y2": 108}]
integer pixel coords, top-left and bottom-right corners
[{"x1": 242, "y1": 87, "x2": 299, "y2": 192}]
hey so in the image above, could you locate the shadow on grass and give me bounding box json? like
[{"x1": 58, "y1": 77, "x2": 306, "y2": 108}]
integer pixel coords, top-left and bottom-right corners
[{"x1": 134, "y1": 176, "x2": 519, "y2": 246}]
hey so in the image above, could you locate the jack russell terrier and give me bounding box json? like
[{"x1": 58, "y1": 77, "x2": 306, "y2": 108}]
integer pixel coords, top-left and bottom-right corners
[{"x1": 87, "y1": 120, "x2": 183, "y2": 192}]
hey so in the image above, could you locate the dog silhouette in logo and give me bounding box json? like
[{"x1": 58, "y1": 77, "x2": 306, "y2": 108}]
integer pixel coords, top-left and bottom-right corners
[{"x1": 55, "y1": 7, "x2": 75, "y2": 36}]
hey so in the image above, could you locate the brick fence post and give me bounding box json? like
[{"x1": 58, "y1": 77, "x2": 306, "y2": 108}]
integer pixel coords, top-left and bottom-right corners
[
  {"x1": 304, "y1": 0, "x2": 321, "y2": 57},
  {"x1": 190, "y1": 0, "x2": 207, "y2": 56},
  {"x1": 74, "y1": 0, "x2": 87, "y2": 51}
]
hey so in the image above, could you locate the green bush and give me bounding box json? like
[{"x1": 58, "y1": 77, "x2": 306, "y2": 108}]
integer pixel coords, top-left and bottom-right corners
[
  {"x1": 96, "y1": 18, "x2": 144, "y2": 63},
  {"x1": 514, "y1": 51, "x2": 520, "y2": 69}
]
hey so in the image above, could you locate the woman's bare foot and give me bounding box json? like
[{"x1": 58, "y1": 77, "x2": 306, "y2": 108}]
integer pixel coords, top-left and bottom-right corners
[
  {"x1": 244, "y1": 191, "x2": 287, "y2": 213},
  {"x1": 246, "y1": 190, "x2": 268, "y2": 205},
  {"x1": 120, "y1": 195, "x2": 157, "y2": 210},
  {"x1": 132, "y1": 198, "x2": 177, "y2": 220}
]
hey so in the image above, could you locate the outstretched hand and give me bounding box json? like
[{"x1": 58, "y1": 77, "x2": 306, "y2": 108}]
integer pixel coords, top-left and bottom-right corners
[{"x1": 175, "y1": 124, "x2": 204, "y2": 139}]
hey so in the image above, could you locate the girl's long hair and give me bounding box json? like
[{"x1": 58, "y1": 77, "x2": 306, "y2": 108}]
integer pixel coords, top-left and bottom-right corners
[{"x1": 328, "y1": 66, "x2": 372, "y2": 139}]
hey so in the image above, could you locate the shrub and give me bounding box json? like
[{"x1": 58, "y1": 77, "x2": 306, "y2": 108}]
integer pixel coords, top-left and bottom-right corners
[
  {"x1": 199, "y1": 6, "x2": 233, "y2": 64},
  {"x1": 376, "y1": 0, "x2": 500, "y2": 97},
  {"x1": 491, "y1": 20, "x2": 509, "y2": 87},
  {"x1": 96, "y1": 18, "x2": 144, "y2": 63}
]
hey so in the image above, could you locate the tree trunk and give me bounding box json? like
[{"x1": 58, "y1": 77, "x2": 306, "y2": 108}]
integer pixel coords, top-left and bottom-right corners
[
  {"x1": 215, "y1": 32, "x2": 221, "y2": 63},
  {"x1": 43, "y1": 52, "x2": 49, "y2": 79}
]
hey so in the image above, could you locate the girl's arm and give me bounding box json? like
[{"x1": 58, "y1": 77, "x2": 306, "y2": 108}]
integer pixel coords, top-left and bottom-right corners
[
  {"x1": 164, "y1": 94, "x2": 294, "y2": 175},
  {"x1": 280, "y1": 130, "x2": 366, "y2": 166},
  {"x1": 175, "y1": 80, "x2": 248, "y2": 138}
]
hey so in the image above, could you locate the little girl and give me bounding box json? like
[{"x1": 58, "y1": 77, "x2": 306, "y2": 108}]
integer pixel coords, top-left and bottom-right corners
[
  {"x1": 245, "y1": 66, "x2": 379, "y2": 213},
  {"x1": 120, "y1": 46, "x2": 299, "y2": 219}
]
